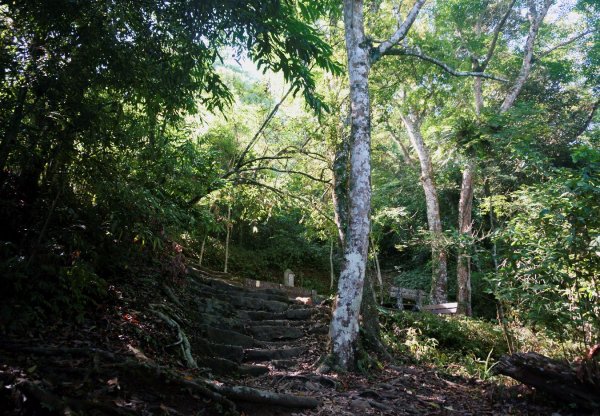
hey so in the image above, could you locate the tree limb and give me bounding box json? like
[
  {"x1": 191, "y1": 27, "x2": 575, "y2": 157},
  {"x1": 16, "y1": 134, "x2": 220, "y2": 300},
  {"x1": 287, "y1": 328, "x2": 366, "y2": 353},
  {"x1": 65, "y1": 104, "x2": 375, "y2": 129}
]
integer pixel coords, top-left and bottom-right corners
[
  {"x1": 230, "y1": 84, "x2": 294, "y2": 173},
  {"x1": 500, "y1": 0, "x2": 553, "y2": 112},
  {"x1": 385, "y1": 47, "x2": 509, "y2": 81},
  {"x1": 235, "y1": 178, "x2": 336, "y2": 225},
  {"x1": 538, "y1": 28, "x2": 596, "y2": 58},
  {"x1": 237, "y1": 166, "x2": 330, "y2": 184},
  {"x1": 481, "y1": 0, "x2": 517, "y2": 70},
  {"x1": 373, "y1": 0, "x2": 427, "y2": 62}
]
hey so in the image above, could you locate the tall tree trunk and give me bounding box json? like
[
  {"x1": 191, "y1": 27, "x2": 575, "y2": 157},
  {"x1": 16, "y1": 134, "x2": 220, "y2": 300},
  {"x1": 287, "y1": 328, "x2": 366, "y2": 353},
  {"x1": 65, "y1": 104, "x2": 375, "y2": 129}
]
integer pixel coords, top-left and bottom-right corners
[
  {"x1": 457, "y1": 161, "x2": 474, "y2": 315},
  {"x1": 401, "y1": 113, "x2": 448, "y2": 304},
  {"x1": 329, "y1": 0, "x2": 372, "y2": 370},
  {"x1": 456, "y1": 65, "x2": 482, "y2": 316},
  {"x1": 224, "y1": 204, "x2": 232, "y2": 273}
]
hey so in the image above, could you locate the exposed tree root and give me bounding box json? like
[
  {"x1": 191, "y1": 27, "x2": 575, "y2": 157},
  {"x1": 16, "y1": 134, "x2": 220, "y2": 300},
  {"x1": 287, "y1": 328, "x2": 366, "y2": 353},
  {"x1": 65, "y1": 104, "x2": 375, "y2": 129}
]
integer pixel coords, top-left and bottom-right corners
[
  {"x1": 151, "y1": 308, "x2": 198, "y2": 369},
  {"x1": 213, "y1": 384, "x2": 320, "y2": 409},
  {"x1": 162, "y1": 283, "x2": 184, "y2": 308}
]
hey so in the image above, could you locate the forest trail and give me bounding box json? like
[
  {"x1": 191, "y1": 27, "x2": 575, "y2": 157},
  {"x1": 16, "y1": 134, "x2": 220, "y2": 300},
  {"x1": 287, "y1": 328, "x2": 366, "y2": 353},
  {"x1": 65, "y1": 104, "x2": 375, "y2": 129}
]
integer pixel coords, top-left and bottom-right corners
[{"x1": 0, "y1": 266, "x2": 573, "y2": 415}]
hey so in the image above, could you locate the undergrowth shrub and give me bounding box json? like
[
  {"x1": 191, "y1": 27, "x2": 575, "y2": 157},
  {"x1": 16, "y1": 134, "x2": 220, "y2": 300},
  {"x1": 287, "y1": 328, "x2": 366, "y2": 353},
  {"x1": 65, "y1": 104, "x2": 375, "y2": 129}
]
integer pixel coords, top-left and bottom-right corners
[{"x1": 380, "y1": 309, "x2": 578, "y2": 380}]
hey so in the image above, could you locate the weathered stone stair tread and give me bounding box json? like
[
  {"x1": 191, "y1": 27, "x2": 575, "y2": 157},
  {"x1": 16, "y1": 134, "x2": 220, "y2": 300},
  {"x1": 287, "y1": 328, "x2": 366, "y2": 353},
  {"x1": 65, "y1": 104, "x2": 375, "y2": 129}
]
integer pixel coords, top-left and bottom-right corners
[
  {"x1": 197, "y1": 357, "x2": 269, "y2": 377},
  {"x1": 308, "y1": 324, "x2": 329, "y2": 335},
  {"x1": 204, "y1": 279, "x2": 292, "y2": 299},
  {"x1": 194, "y1": 339, "x2": 244, "y2": 363},
  {"x1": 214, "y1": 288, "x2": 293, "y2": 304},
  {"x1": 271, "y1": 359, "x2": 296, "y2": 369},
  {"x1": 201, "y1": 325, "x2": 256, "y2": 348},
  {"x1": 227, "y1": 296, "x2": 289, "y2": 313},
  {"x1": 244, "y1": 319, "x2": 309, "y2": 327},
  {"x1": 239, "y1": 364, "x2": 270, "y2": 377},
  {"x1": 244, "y1": 346, "x2": 307, "y2": 362},
  {"x1": 244, "y1": 309, "x2": 313, "y2": 321},
  {"x1": 247, "y1": 325, "x2": 305, "y2": 341}
]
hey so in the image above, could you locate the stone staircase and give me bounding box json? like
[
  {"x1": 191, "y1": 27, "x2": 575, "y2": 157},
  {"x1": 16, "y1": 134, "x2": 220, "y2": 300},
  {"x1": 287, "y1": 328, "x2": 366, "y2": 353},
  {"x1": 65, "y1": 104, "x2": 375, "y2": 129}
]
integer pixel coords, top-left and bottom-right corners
[{"x1": 180, "y1": 268, "x2": 330, "y2": 381}]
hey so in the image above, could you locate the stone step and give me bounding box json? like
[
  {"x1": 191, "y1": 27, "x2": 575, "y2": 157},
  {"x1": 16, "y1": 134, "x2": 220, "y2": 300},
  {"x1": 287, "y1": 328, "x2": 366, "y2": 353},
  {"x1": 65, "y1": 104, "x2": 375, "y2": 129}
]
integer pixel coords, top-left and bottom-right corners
[
  {"x1": 271, "y1": 359, "x2": 296, "y2": 370},
  {"x1": 194, "y1": 339, "x2": 244, "y2": 363},
  {"x1": 205, "y1": 279, "x2": 293, "y2": 302},
  {"x1": 244, "y1": 319, "x2": 309, "y2": 327},
  {"x1": 197, "y1": 357, "x2": 269, "y2": 377},
  {"x1": 247, "y1": 325, "x2": 305, "y2": 341},
  {"x1": 228, "y1": 296, "x2": 289, "y2": 313},
  {"x1": 200, "y1": 325, "x2": 256, "y2": 348},
  {"x1": 286, "y1": 309, "x2": 314, "y2": 320},
  {"x1": 242, "y1": 309, "x2": 313, "y2": 322},
  {"x1": 308, "y1": 324, "x2": 329, "y2": 335},
  {"x1": 244, "y1": 346, "x2": 307, "y2": 362}
]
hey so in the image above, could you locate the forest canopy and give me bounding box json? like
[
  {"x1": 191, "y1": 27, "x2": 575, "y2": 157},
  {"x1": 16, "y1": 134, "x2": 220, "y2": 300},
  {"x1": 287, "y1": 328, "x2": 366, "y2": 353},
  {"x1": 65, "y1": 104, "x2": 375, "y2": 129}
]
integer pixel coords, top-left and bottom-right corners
[{"x1": 0, "y1": 0, "x2": 598, "y2": 378}]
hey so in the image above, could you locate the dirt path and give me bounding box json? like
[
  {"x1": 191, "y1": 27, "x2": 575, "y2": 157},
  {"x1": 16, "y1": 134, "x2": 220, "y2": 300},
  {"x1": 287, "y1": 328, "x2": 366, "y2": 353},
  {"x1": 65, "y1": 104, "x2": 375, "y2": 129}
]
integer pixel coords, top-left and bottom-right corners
[{"x1": 0, "y1": 267, "x2": 578, "y2": 415}]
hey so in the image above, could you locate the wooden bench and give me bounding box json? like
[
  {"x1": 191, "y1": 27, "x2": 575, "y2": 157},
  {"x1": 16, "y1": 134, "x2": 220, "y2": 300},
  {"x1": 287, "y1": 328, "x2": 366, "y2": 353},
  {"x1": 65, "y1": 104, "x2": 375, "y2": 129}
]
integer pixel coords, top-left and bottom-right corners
[
  {"x1": 389, "y1": 286, "x2": 426, "y2": 311},
  {"x1": 422, "y1": 302, "x2": 458, "y2": 315}
]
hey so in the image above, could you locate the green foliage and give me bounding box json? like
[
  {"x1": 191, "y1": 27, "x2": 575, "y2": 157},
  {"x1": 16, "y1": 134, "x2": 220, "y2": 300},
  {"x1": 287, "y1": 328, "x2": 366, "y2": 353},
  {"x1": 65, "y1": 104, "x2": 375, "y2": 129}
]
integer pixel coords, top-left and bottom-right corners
[
  {"x1": 380, "y1": 309, "x2": 577, "y2": 379},
  {"x1": 491, "y1": 145, "x2": 600, "y2": 345},
  {"x1": 382, "y1": 310, "x2": 507, "y2": 359},
  {"x1": 0, "y1": 0, "x2": 340, "y2": 329}
]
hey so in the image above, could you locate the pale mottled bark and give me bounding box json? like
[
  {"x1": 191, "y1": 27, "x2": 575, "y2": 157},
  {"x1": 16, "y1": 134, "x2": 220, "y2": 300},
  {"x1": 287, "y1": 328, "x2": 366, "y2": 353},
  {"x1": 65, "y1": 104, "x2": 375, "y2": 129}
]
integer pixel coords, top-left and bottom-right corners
[
  {"x1": 329, "y1": 0, "x2": 425, "y2": 370},
  {"x1": 400, "y1": 113, "x2": 448, "y2": 304},
  {"x1": 329, "y1": 0, "x2": 372, "y2": 369}
]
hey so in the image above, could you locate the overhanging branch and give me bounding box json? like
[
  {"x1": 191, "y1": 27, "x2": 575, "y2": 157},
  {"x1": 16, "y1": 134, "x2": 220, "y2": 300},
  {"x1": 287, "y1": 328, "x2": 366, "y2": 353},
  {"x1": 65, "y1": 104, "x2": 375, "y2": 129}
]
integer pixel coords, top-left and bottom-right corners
[
  {"x1": 234, "y1": 178, "x2": 336, "y2": 225},
  {"x1": 372, "y1": 0, "x2": 427, "y2": 63},
  {"x1": 385, "y1": 48, "x2": 508, "y2": 82},
  {"x1": 538, "y1": 29, "x2": 596, "y2": 58},
  {"x1": 237, "y1": 166, "x2": 330, "y2": 184}
]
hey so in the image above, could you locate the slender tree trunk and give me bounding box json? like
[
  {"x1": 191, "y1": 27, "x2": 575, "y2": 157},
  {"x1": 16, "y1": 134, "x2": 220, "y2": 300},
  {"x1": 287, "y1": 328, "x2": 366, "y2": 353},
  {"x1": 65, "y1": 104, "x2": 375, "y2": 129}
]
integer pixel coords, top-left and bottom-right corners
[
  {"x1": 329, "y1": 0, "x2": 372, "y2": 370},
  {"x1": 401, "y1": 113, "x2": 448, "y2": 304},
  {"x1": 457, "y1": 161, "x2": 474, "y2": 315},
  {"x1": 456, "y1": 68, "x2": 482, "y2": 316},
  {"x1": 369, "y1": 235, "x2": 383, "y2": 302},
  {"x1": 224, "y1": 204, "x2": 231, "y2": 273},
  {"x1": 455, "y1": 0, "x2": 551, "y2": 316},
  {"x1": 486, "y1": 185, "x2": 515, "y2": 354},
  {"x1": 199, "y1": 233, "x2": 207, "y2": 266}
]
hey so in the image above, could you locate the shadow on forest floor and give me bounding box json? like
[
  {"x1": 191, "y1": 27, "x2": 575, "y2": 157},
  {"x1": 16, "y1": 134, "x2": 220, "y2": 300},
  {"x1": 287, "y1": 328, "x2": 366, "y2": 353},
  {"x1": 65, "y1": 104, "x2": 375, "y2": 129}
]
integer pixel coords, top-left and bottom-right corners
[{"x1": 0, "y1": 265, "x2": 586, "y2": 415}]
